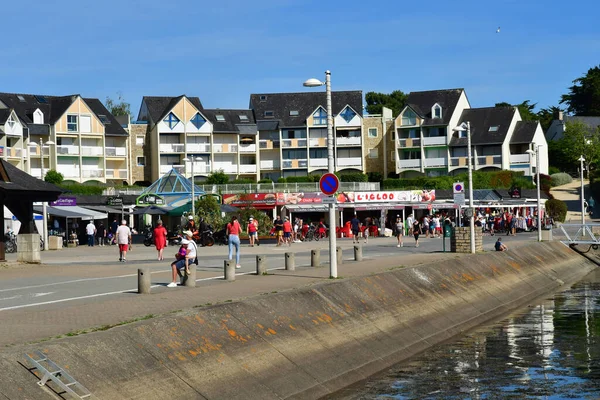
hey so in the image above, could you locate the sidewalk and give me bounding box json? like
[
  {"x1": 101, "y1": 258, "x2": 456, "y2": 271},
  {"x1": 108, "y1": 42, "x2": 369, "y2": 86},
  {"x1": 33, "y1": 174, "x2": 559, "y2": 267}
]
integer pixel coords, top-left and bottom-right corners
[{"x1": 550, "y1": 179, "x2": 599, "y2": 223}]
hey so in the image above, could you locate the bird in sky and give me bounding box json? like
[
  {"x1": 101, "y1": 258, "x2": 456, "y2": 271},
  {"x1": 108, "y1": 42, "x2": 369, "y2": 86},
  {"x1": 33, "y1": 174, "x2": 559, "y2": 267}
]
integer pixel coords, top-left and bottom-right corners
[{"x1": 496, "y1": 27, "x2": 501, "y2": 33}]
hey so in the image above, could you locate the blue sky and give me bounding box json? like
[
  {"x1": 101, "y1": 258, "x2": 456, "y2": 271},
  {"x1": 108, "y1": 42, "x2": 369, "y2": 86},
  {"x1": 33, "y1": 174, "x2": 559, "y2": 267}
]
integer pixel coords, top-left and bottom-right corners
[{"x1": 3, "y1": 0, "x2": 599, "y2": 117}]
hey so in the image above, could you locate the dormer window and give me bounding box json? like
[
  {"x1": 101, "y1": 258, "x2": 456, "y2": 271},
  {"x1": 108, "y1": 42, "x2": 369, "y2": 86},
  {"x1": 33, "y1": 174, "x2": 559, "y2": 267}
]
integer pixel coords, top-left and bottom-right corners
[
  {"x1": 33, "y1": 109, "x2": 44, "y2": 124},
  {"x1": 289, "y1": 110, "x2": 299, "y2": 116},
  {"x1": 401, "y1": 109, "x2": 417, "y2": 126},
  {"x1": 432, "y1": 104, "x2": 442, "y2": 119},
  {"x1": 457, "y1": 131, "x2": 467, "y2": 139},
  {"x1": 313, "y1": 108, "x2": 327, "y2": 126},
  {"x1": 239, "y1": 114, "x2": 249, "y2": 121},
  {"x1": 340, "y1": 107, "x2": 356, "y2": 123},
  {"x1": 260, "y1": 95, "x2": 267, "y2": 102},
  {"x1": 264, "y1": 111, "x2": 274, "y2": 118},
  {"x1": 98, "y1": 114, "x2": 110, "y2": 124},
  {"x1": 6, "y1": 114, "x2": 17, "y2": 130},
  {"x1": 489, "y1": 126, "x2": 499, "y2": 132},
  {"x1": 190, "y1": 113, "x2": 206, "y2": 129},
  {"x1": 216, "y1": 114, "x2": 225, "y2": 122},
  {"x1": 163, "y1": 112, "x2": 180, "y2": 129},
  {"x1": 17, "y1": 95, "x2": 25, "y2": 102}
]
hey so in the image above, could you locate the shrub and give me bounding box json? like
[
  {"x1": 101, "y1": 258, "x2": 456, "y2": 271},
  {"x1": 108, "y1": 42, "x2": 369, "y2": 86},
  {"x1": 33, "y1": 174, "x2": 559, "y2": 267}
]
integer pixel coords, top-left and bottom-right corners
[
  {"x1": 44, "y1": 169, "x2": 64, "y2": 185},
  {"x1": 258, "y1": 178, "x2": 273, "y2": 184},
  {"x1": 367, "y1": 172, "x2": 383, "y2": 183},
  {"x1": 230, "y1": 178, "x2": 255, "y2": 184},
  {"x1": 545, "y1": 199, "x2": 568, "y2": 222},
  {"x1": 550, "y1": 172, "x2": 573, "y2": 187},
  {"x1": 336, "y1": 172, "x2": 368, "y2": 182},
  {"x1": 59, "y1": 183, "x2": 103, "y2": 195},
  {"x1": 548, "y1": 166, "x2": 561, "y2": 175},
  {"x1": 206, "y1": 170, "x2": 229, "y2": 184}
]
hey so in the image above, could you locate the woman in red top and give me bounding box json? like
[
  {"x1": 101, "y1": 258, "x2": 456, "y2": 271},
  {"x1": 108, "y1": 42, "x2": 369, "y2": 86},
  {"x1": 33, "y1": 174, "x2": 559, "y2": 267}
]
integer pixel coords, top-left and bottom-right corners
[
  {"x1": 153, "y1": 220, "x2": 168, "y2": 260},
  {"x1": 247, "y1": 217, "x2": 257, "y2": 247},
  {"x1": 227, "y1": 216, "x2": 242, "y2": 268}
]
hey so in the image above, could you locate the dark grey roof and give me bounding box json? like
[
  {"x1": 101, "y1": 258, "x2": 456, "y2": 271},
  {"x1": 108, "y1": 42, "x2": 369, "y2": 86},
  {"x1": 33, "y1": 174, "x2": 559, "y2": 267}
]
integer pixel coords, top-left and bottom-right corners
[
  {"x1": 203, "y1": 109, "x2": 256, "y2": 134},
  {"x1": 510, "y1": 121, "x2": 538, "y2": 144},
  {"x1": 404, "y1": 89, "x2": 463, "y2": 125},
  {"x1": 139, "y1": 96, "x2": 204, "y2": 124},
  {"x1": 83, "y1": 98, "x2": 128, "y2": 136},
  {"x1": 47, "y1": 96, "x2": 76, "y2": 125},
  {"x1": 0, "y1": 109, "x2": 10, "y2": 124},
  {"x1": 0, "y1": 93, "x2": 53, "y2": 125},
  {"x1": 27, "y1": 124, "x2": 50, "y2": 135},
  {"x1": 237, "y1": 124, "x2": 258, "y2": 135},
  {"x1": 449, "y1": 107, "x2": 516, "y2": 146},
  {"x1": 0, "y1": 159, "x2": 63, "y2": 200},
  {"x1": 434, "y1": 188, "x2": 548, "y2": 201},
  {"x1": 249, "y1": 91, "x2": 363, "y2": 128},
  {"x1": 257, "y1": 120, "x2": 279, "y2": 131}
]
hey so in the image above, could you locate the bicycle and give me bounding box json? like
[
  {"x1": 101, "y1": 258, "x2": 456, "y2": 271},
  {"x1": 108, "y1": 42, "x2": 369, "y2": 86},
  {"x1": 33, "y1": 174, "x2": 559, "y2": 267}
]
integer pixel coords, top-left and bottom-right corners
[{"x1": 4, "y1": 233, "x2": 17, "y2": 253}]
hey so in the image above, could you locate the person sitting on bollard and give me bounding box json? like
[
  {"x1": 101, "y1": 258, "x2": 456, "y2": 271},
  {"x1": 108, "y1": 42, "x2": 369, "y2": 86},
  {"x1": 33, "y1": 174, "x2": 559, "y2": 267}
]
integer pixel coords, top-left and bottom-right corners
[
  {"x1": 495, "y1": 237, "x2": 508, "y2": 252},
  {"x1": 167, "y1": 231, "x2": 197, "y2": 287}
]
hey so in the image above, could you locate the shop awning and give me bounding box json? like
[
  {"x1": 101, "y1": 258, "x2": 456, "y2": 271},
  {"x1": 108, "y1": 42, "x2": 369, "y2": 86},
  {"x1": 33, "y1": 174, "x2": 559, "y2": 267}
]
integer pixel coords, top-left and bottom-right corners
[
  {"x1": 84, "y1": 205, "x2": 133, "y2": 214},
  {"x1": 355, "y1": 203, "x2": 405, "y2": 211},
  {"x1": 33, "y1": 205, "x2": 108, "y2": 220},
  {"x1": 285, "y1": 204, "x2": 329, "y2": 213}
]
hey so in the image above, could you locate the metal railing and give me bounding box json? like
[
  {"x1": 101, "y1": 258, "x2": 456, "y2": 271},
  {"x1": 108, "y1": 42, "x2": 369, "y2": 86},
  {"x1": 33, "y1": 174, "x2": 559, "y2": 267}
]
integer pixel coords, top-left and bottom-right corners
[{"x1": 556, "y1": 223, "x2": 600, "y2": 245}]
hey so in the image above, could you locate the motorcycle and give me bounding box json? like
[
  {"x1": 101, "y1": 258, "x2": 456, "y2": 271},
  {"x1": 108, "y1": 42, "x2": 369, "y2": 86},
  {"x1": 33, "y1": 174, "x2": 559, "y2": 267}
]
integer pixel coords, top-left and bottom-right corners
[
  {"x1": 143, "y1": 229, "x2": 153, "y2": 247},
  {"x1": 193, "y1": 227, "x2": 215, "y2": 247},
  {"x1": 213, "y1": 228, "x2": 228, "y2": 246},
  {"x1": 167, "y1": 230, "x2": 182, "y2": 246}
]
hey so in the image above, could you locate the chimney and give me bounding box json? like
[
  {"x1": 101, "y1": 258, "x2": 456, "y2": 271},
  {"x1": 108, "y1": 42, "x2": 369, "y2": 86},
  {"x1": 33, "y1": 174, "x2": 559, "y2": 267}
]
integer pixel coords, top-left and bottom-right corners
[{"x1": 558, "y1": 111, "x2": 563, "y2": 121}]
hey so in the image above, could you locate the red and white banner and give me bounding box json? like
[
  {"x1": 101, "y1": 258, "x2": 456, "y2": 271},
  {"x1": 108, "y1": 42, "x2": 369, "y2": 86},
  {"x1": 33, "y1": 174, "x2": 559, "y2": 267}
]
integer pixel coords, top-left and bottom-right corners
[{"x1": 353, "y1": 190, "x2": 435, "y2": 203}]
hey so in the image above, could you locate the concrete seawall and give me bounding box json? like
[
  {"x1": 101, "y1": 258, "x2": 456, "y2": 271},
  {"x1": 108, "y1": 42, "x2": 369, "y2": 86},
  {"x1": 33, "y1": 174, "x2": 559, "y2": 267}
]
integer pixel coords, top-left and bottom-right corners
[{"x1": 1, "y1": 242, "x2": 597, "y2": 399}]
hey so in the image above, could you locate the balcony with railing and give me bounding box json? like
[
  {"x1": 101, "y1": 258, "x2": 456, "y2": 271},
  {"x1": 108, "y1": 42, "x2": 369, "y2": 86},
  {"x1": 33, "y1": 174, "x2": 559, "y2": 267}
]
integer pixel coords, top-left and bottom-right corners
[
  {"x1": 187, "y1": 143, "x2": 211, "y2": 153},
  {"x1": 159, "y1": 143, "x2": 185, "y2": 153},
  {"x1": 56, "y1": 145, "x2": 79, "y2": 155},
  {"x1": 259, "y1": 160, "x2": 280, "y2": 170},
  {"x1": 239, "y1": 143, "x2": 257, "y2": 153},
  {"x1": 106, "y1": 169, "x2": 128, "y2": 179},
  {"x1": 28, "y1": 145, "x2": 49, "y2": 157},
  {"x1": 397, "y1": 159, "x2": 421, "y2": 169},
  {"x1": 337, "y1": 157, "x2": 362, "y2": 167},
  {"x1": 159, "y1": 164, "x2": 185, "y2": 174},
  {"x1": 335, "y1": 136, "x2": 361, "y2": 146},
  {"x1": 398, "y1": 138, "x2": 421, "y2": 148},
  {"x1": 259, "y1": 140, "x2": 280, "y2": 150},
  {"x1": 450, "y1": 156, "x2": 468, "y2": 167},
  {"x1": 239, "y1": 164, "x2": 257, "y2": 173},
  {"x1": 281, "y1": 139, "x2": 307, "y2": 148},
  {"x1": 185, "y1": 162, "x2": 211, "y2": 175},
  {"x1": 213, "y1": 143, "x2": 238, "y2": 153},
  {"x1": 56, "y1": 167, "x2": 80, "y2": 178},
  {"x1": 477, "y1": 155, "x2": 502, "y2": 166},
  {"x1": 510, "y1": 154, "x2": 531, "y2": 164},
  {"x1": 423, "y1": 157, "x2": 447, "y2": 168},
  {"x1": 308, "y1": 137, "x2": 327, "y2": 147},
  {"x1": 82, "y1": 169, "x2": 105, "y2": 178},
  {"x1": 309, "y1": 158, "x2": 328, "y2": 168},
  {"x1": 3, "y1": 147, "x2": 24, "y2": 158},
  {"x1": 422, "y1": 136, "x2": 447, "y2": 146},
  {"x1": 213, "y1": 164, "x2": 239, "y2": 174},
  {"x1": 81, "y1": 146, "x2": 103, "y2": 156},
  {"x1": 105, "y1": 147, "x2": 127, "y2": 157},
  {"x1": 282, "y1": 159, "x2": 308, "y2": 169}
]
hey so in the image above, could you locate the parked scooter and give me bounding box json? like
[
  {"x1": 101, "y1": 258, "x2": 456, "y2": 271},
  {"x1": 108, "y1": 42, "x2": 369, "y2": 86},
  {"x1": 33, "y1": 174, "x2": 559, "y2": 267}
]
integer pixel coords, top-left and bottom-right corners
[
  {"x1": 213, "y1": 227, "x2": 228, "y2": 246},
  {"x1": 193, "y1": 226, "x2": 215, "y2": 247}
]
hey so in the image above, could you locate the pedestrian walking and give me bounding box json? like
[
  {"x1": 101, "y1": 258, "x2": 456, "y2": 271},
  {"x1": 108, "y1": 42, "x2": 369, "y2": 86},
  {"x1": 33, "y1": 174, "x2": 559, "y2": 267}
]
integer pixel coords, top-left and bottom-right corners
[
  {"x1": 116, "y1": 220, "x2": 132, "y2": 262},
  {"x1": 351, "y1": 214, "x2": 361, "y2": 244},
  {"x1": 110, "y1": 218, "x2": 118, "y2": 244},
  {"x1": 363, "y1": 216, "x2": 371, "y2": 243},
  {"x1": 395, "y1": 215, "x2": 404, "y2": 247},
  {"x1": 274, "y1": 215, "x2": 284, "y2": 246},
  {"x1": 406, "y1": 214, "x2": 414, "y2": 235},
  {"x1": 247, "y1": 217, "x2": 257, "y2": 247},
  {"x1": 153, "y1": 219, "x2": 168, "y2": 260},
  {"x1": 96, "y1": 222, "x2": 106, "y2": 246},
  {"x1": 227, "y1": 216, "x2": 242, "y2": 269},
  {"x1": 251, "y1": 216, "x2": 260, "y2": 246},
  {"x1": 422, "y1": 215, "x2": 430, "y2": 238},
  {"x1": 85, "y1": 220, "x2": 96, "y2": 247},
  {"x1": 413, "y1": 219, "x2": 421, "y2": 247},
  {"x1": 283, "y1": 217, "x2": 292, "y2": 246}
]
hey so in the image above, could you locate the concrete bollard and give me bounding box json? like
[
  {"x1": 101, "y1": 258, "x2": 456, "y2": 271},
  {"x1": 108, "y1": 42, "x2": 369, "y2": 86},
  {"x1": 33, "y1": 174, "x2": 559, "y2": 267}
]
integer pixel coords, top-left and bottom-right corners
[
  {"x1": 256, "y1": 255, "x2": 267, "y2": 275},
  {"x1": 138, "y1": 268, "x2": 151, "y2": 294},
  {"x1": 336, "y1": 246, "x2": 343, "y2": 265},
  {"x1": 285, "y1": 252, "x2": 295, "y2": 271},
  {"x1": 224, "y1": 260, "x2": 236, "y2": 281},
  {"x1": 311, "y1": 249, "x2": 320, "y2": 267},
  {"x1": 354, "y1": 245, "x2": 363, "y2": 261},
  {"x1": 183, "y1": 265, "x2": 196, "y2": 287}
]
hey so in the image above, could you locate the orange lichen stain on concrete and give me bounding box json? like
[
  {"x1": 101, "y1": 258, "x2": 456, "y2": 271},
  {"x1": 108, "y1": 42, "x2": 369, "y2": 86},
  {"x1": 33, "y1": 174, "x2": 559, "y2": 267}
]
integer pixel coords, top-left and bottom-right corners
[
  {"x1": 267, "y1": 328, "x2": 277, "y2": 335},
  {"x1": 289, "y1": 324, "x2": 296, "y2": 330},
  {"x1": 195, "y1": 315, "x2": 205, "y2": 324},
  {"x1": 175, "y1": 352, "x2": 187, "y2": 361},
  {"x1": 227, "y1": 329, "x2": 249, "y2": 343},
  {"x1": 228, "y1": 329, "x2": 237, "y2": 337},
  {"x1": 490, "y1": 265, "x2": 501, "y2": 275},
  {"x1": 156, "y1": 343, "x2": 162, "y2": 348},
  {"x1": 317, "y1": 313, "x2": 333, "y2": 324},
  {"x1": 508, "y1": 261, "x2": 521, "y2": 270},
  {"x1": 189, "y1": 350, "x2": 199, "y2": 357},
  {"x1": 257, "y1": 323, "x2": 264, "y2": 329},
  {"x1": 344, "y1": 303, "x2": 353, "y2": 312},
  {"x1": 199, "y1": 337, "x2": 223, "y2": 353},
  {"x1": 298, "y1": 314, "x2": 304, "y2": 318},
  {"x1": 312, "y1": 319, "x2": 320, "y2": 325},
  {"x1": 461, "y1": 273, "x2": 475, "y2": 282}
]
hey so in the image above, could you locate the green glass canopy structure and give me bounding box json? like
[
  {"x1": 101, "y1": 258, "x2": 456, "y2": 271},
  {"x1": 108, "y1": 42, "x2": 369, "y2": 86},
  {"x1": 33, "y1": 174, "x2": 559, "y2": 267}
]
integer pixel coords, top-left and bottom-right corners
[{"x1": 136, "y1": 168, "x2": 204, "y2": 208}]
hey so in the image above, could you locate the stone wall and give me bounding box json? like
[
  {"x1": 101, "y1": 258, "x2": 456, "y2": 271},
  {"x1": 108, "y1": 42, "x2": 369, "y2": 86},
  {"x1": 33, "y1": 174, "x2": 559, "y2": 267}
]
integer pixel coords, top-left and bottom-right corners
[
  {"x1": 363, "y1": 117, "x2": 395, "y2": 178},
  {"x1": 128, "y1": 123, "x2": 149, "y2": 184},
  {"x1": 451, "y1": 226, "x2": 483, "y2": 252}
]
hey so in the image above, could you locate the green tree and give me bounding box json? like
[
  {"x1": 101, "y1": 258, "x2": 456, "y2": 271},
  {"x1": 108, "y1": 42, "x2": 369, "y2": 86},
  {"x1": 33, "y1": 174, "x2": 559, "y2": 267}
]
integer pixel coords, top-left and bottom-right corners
[
  {"x1": 495, "y1": 100, "x2": 538, "y2": 121},
  {"x1": 537, "y1": 106, "x2": 562, "y2": 132},
  {"x1": 206, "y1": 170, "x2": 229, "y2": 184},
  {"x1": 44, "y1": 169, "x2": 63, "y2": 184},
  {"x1": 105, "y1": 92, "x2": 131, "y2": 117},
  {"x1": 560, "y1": 65, "x2": 600, "y2": 115},
  {"x1": 561, "y1": 120, "x2": 600, "y2": 171},
  {"x1": 365, "y1": 90, "x2": 407, "y2": 116},
  {"x1": 547, "y1": 139, "x2": 574, "y2": 174}
]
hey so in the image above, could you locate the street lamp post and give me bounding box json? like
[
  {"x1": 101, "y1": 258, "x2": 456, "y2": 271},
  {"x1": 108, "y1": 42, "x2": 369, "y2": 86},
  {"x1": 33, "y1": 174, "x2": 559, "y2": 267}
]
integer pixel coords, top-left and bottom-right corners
[
  {"x1": 40, "y1": 138, "x2": 55, "y2": 251},
  {"x1": 453, "y1": 122, "x2": 475, "y2": 254},
  {"x1": 304, "y1": 70, "x2": 337, "y2": 277},
  {"x1": 183, "y1": 156, "x2": 202, "y2": 218},
  {"x1": 527, "y1": 146, "x2": 543, "y2": 241},
  {"x1": 579, "y1": 155, "x2": 586, "y2": 227}
]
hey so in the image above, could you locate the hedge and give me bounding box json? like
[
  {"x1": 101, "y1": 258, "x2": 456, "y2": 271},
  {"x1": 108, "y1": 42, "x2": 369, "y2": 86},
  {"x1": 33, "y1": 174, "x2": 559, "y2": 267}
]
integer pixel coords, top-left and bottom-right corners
[
  {"x1": 382, "y1": 170, "x2": 534, "y2": 190},
  {"x1": 545, "y1": 199, "x2": 567, "y2": 222}
]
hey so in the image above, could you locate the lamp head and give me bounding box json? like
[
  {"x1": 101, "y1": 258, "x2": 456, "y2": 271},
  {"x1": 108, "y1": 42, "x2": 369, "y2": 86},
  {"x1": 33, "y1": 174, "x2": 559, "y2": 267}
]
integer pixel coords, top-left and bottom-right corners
[
  {"x1": 525, "y1": 149, "x2": 535, "y2": 155},
  {"x1": 182, "y1": 157, "x2": 190, "y2": 162},
  {"x1": 303, "y1": 78, "x2": 324, "y2": 87},
  {"x1": 195, "y1": 156, "x2": 203, "y2": 161},
  {"x1": 45, "y1": 140, "x2": 55, "y2": 146},
  {"x1": 578, "y1": 156, "x2": 586, "y2": 162},
  {"x1": 452, "y1": 122, "x2": 468, "y2": 132}
]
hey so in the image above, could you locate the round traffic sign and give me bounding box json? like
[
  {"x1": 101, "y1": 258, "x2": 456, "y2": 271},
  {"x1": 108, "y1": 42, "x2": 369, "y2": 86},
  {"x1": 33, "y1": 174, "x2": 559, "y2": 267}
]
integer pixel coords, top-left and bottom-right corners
[
  {"x1": 453, "y1": 183, "x2": 463, "y2": 193},
  {"x1": 319, "y1": 173, "x2": 339, "y2": 196}
]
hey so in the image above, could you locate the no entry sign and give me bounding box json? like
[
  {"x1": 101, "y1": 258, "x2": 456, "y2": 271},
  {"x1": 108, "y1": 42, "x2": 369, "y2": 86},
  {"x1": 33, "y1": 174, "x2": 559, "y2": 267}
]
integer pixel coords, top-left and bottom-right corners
[{"x1": 319, "y1": 173, "x2": 339, "y2": 196}]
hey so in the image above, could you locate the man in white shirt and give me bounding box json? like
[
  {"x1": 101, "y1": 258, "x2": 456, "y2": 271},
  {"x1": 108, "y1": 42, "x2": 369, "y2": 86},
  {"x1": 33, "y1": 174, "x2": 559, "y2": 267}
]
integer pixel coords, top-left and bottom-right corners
[
  {"x1": 116, "y1": 220, "x2": 132, "y2": 262},
  {"x1": 85, "y1": 220, "x2": 96, "y2": 247},
  {"x1": 406, "y1": 214, "x2": 414, "y2": 235},
  {"x1": 168, "y1": 231, "x2": 197, "y2": 287}
]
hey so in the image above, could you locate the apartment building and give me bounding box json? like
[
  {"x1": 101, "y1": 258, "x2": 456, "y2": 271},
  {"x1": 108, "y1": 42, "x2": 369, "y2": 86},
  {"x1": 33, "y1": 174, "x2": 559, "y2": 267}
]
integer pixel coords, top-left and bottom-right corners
[
  {"x1": 136, "y1": 95, "x2": 258, "y2": 182},
  {"x1": 363, "y1": 107, "x2": 395, "y2": 178},
  {"x1": 0, "y1": 93, "x2": 129, "y2": 184},
  {"x1": 394, "y1": 89, "x2": 548, "y2": 177},
  {"x1": 249, "y1": 91, "x2": 364, "y2": 180}
]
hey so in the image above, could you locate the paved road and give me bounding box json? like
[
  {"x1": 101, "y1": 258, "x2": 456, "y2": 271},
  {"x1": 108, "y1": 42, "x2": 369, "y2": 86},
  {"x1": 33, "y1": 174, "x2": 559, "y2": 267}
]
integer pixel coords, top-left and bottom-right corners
[{"x1": 0, "y1": 232, "x2": 530, "y2": 312}]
